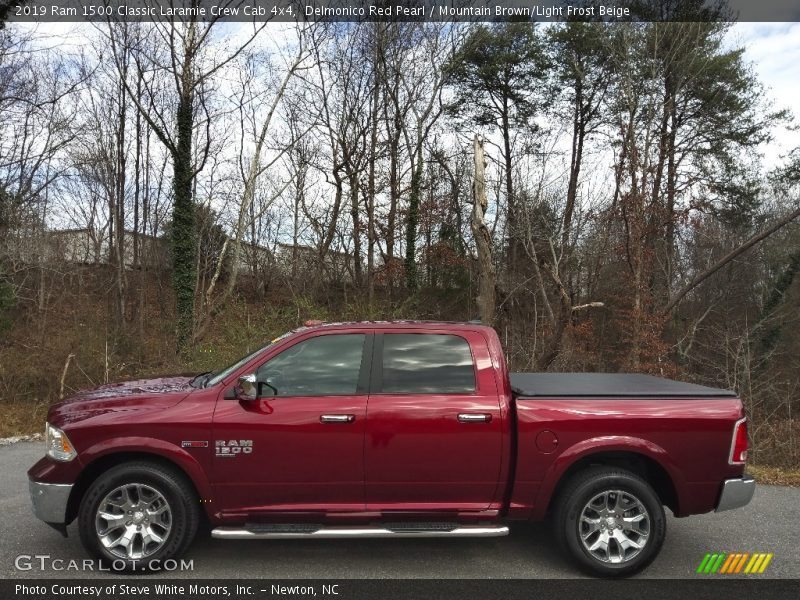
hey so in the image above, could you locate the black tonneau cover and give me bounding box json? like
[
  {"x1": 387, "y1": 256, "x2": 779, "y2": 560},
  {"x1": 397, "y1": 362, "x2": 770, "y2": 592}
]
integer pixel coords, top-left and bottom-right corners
[{"x1": 510, "y1": 373, "x2": 736, "y2": 398}]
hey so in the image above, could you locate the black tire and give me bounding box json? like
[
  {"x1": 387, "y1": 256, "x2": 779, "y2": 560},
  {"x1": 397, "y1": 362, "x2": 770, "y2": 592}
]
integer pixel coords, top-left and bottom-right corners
[
  {"x1": 553, "y1": 466, "x2": 666, "y2": 577},
  {"x1": 78, "y1": 461, "x2": 199, "y2": 572}
]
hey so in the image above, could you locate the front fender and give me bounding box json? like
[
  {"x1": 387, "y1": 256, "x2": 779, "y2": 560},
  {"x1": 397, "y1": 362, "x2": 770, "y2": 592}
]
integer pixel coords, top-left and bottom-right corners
[
  {"x1": 79, "y1": 436, "x2": 214, "y2": 503},
  {"x1": 530, "y1": 435, "x2": 684, "y2": 520}
]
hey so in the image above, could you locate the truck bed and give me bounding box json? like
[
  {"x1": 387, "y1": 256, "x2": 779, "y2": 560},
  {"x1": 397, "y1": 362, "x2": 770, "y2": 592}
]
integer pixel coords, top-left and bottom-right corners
[{"x1": 510, "y1": 372, "x2": 736, "y2": 398}]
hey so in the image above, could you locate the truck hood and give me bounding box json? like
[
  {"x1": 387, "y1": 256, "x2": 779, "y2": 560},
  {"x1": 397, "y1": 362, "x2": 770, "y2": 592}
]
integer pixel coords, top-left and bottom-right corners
[{"x1": 48, "y1": 376, "x2": 196, "y2": 426}]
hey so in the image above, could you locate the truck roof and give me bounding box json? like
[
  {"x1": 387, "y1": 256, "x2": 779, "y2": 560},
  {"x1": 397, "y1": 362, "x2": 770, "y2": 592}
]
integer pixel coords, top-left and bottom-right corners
[
  {"x1": 510, "y1": 372, "x2": 737, "y2": 398},
  {"x1": 301, "y1": 320, "x2": 490, "y2": 331}
]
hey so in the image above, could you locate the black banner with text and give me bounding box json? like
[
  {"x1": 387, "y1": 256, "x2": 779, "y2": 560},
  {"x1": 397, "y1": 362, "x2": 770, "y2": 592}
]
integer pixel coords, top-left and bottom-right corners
[
  {"x1": 4, "y1": 579, "x2": 800, "y2": 600},
  {"x1": 5, "y1": 0, "x2": 800, "y2": 23}
]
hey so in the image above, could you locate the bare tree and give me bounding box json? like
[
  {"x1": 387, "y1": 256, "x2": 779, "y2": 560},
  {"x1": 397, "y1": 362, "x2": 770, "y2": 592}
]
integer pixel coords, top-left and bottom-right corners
[
  {"x1": 196, "y1": 24, "x2": 314, "y2": 338},
  {"x1": 107, "y1": 8, "x2": 267, "y2": 349}
]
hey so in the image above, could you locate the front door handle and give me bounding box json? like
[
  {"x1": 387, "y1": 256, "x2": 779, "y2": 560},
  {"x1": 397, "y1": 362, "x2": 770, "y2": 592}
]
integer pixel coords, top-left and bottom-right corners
[
  {"x1": 458, "y1": 413, "x2": 492, "y2": 423},
  {"x1": 320, "y1": 414, "x2": 356, "y2": 423}
]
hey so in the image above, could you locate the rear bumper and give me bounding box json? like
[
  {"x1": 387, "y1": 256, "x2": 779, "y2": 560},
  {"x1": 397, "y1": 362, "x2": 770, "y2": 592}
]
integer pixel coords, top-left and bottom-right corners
[
  {"x1": 715, "y1": 475, "x2": 755, "y2": 512},
  {"x1": 29, "y1": 478, "x2": 72, "y2": 524}
]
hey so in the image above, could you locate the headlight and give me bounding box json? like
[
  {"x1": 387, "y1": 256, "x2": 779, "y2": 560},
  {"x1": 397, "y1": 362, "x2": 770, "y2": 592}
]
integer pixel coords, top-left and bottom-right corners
[{"x1": 45, "y1": 422, "x2": 77, "y2": 461}]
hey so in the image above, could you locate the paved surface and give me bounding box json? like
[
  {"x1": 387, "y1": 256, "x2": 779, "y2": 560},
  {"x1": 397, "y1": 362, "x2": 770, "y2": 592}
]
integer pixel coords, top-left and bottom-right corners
[{"x1": 2, "y1": 442, "x2": 797, "y2": 579}]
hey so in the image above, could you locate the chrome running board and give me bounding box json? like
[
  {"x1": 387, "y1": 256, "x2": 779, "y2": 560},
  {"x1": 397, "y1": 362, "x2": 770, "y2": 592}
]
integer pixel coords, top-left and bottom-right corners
[{"x1": 211, "y1": 524, "x2": 509, "y2": 540}]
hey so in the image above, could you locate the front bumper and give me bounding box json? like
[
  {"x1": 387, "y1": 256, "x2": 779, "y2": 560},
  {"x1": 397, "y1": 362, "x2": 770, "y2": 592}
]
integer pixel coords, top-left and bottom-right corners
[
  {"x1": 29, "y1": 478, "x2": 73, "y2": 524},
  {"x1": 715, "y1": 475, "x2": 756, "y2": 512}
]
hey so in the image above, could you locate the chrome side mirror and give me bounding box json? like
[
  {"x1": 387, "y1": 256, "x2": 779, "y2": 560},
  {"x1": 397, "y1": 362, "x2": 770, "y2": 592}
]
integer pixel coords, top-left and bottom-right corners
[{"x1": 235, "y1": 374, "x2": 258, "y2": 401}]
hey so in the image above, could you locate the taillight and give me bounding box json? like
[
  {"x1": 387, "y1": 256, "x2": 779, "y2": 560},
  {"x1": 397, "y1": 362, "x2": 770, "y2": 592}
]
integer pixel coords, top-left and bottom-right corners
[{"x1": 729, "y1": 417, "x2": 748, "y2": 465}]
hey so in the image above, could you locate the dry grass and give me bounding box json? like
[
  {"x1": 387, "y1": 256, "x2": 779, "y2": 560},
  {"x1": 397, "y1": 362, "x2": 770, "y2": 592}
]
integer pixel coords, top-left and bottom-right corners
[
  {"x1": 746, "y1": 465, "x2": 800, "y2": 487},
  {"x1": 0, "y1": 399, "x2": 49, "y2": 438},
  {"x1": 749, "y1": 419, "x2": 800, "y2": 470}
]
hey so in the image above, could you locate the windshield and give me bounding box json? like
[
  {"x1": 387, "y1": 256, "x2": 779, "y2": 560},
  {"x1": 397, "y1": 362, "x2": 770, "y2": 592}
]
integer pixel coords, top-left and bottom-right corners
[{"x1": 205, "y1": 329, "x2": 298, "y2": 387}]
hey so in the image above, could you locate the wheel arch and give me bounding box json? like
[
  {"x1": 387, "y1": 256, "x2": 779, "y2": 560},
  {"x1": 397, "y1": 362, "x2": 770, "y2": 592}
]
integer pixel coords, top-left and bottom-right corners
[
  {"x1": 66, "y1": 449, "x2": 209, "y2": 525},
  {"x1": 532, "y1": 437, "x2": 683, "y2": 520},
  {"x1": 547, "y1": 451, "x2": 679, "y2": 516}
]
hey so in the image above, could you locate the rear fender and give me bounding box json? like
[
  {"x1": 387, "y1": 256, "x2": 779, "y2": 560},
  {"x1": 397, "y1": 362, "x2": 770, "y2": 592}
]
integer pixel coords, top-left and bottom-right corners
[{"x1": 530, "y1": 435, "x2": 684, "y2": 520}]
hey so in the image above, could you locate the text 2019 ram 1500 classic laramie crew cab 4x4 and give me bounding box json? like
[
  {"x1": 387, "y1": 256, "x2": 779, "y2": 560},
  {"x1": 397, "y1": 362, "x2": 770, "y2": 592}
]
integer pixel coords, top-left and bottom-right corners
[{"x1": 28, "y1": 321, "x2": 754, "y2": 576}]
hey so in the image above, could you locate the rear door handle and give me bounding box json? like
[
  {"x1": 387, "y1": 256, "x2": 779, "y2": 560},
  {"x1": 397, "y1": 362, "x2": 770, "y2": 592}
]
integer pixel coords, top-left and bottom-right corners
[
  {"x1": 320, "y1": 414, "x2": 356, "y2": 423},
  {"x1": 458, "y1": 413, "x2": 492, "y2": 423}
]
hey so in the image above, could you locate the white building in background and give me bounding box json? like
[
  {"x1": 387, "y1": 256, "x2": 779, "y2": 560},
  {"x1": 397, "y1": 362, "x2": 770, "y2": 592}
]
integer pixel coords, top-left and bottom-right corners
[
  {"x1": 2, "y1": 227, "x2": 357, "y2": 281},
  {"x1": 2, "y1": 227, "x2": 167, "y2": 269}
]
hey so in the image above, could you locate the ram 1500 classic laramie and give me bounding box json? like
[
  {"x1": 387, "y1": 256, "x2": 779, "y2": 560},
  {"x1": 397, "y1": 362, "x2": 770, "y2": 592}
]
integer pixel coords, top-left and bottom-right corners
[{"x1": 28, "y1": 321, "x2": 754, "y2": 576}]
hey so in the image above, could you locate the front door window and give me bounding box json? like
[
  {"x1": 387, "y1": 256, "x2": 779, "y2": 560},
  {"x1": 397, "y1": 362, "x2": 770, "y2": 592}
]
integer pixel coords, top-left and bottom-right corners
[{"x1": 256, "y1": 334, "x2": 366, "y2": 397}]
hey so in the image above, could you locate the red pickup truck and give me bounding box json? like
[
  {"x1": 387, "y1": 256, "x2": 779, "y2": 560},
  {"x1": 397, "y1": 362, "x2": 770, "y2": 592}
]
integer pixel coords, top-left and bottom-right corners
[{"x1": 28, "y1": 321, "x2": 754, "y2": 576}]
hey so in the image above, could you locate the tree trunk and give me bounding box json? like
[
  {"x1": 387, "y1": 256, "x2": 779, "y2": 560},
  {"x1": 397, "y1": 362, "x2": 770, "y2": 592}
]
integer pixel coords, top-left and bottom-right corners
[
  {"x1": 386, "y1": 107, "x2": 400, "y2": 292},
  {"x1": 171, "y1": 86, "x2": 197, "y2": 350},
  {"x1": 113, "y1": 71, "x2": 127, "y2": 334},
  {"x1": 501, "y1": 107, "x2": 517, "y2": 270},
  {"x1": 133, "y1": 81, "x2": 141, "y2": 275},
  {"x1": 472, "y1": 135, "x2": 495, "y2": 326},
  {"x1": 316, "y1": 167, "x2": 344, "y2": 283},
  {"x1": 664, "y1": 102, "x2": 678, "y2": 290},
  {"x1": 562, "y1": 81, "x2": 584, "y2": 250},
  {"x1": 292, "y1": 182, "x2": 301, "y2": 280},
  {"x1": 404, "y1": 142, "x2": 423, "y2": 291},
  {"x1": 367, "y1": 82, "x2": 379, "y2": 304},
  {"x1": 349, "y1": 171, "x2": 362, "y2": 286},
  {"x1": 139, "y1": 122, "x2": 150, "y2": 357}
]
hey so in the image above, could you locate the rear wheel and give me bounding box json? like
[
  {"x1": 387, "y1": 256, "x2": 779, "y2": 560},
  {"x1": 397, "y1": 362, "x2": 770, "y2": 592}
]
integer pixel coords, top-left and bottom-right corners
[
  {"x1": 78, "y1": 462, "x2": 199, "y2": 571},
  {"x1": 553, "y1": 466, "x2": 666, "y2": 577}
]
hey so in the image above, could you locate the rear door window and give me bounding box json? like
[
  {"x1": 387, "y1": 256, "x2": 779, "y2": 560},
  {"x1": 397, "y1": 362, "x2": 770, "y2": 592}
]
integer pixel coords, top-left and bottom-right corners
[{"x1": 380, "y1": 334, "x2": 475, "y2": 394}]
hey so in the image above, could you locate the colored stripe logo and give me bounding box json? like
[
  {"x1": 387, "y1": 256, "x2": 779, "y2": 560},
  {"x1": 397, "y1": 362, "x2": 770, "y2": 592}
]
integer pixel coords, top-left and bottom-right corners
[{"x1": 696, "y1": 552, "x2": 773, "y2": 574}]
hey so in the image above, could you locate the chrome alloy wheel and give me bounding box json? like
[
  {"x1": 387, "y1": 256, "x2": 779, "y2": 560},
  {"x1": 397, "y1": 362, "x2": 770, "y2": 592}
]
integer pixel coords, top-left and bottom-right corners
[
  {"x1": 578, "y1": 489, "x2": 650, "y2": 564},
  {"x1": 94, "y1": 483, "x2": 172, "y2": 560}
]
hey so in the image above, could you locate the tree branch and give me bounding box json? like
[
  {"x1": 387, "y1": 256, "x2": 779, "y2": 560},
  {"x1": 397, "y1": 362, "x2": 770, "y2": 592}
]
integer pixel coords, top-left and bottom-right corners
[{"x1": 663, "y1": 202, "x2": 800, "y2": 314}]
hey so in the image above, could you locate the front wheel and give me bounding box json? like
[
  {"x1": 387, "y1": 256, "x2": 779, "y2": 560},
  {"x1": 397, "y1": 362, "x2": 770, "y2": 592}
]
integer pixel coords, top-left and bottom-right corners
[
  {"x1": 553, "y1": 466, "x2": 666, "y2": 577},
  {"x1": 78, "y1": 462, "x2": 199, "y2": 571}
]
